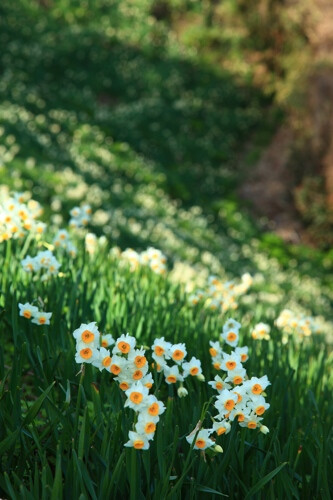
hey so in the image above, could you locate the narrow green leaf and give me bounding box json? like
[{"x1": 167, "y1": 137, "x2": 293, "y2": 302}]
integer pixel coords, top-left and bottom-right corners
[{"x1": 244, "y1": 462, "x2": 288, "y2": 499}]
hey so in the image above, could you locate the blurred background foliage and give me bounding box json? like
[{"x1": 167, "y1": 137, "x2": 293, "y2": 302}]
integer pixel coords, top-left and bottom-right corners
[{"x1": 0, "y1": 0, "x2": 332, "y2": 251}]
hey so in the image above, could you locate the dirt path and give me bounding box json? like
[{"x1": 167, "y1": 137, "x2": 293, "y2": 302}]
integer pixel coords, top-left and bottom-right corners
[
  {"x1": 238, "y1": 126, "x2": 307, "y2": 244},
  {"x1": 239, "y1": 0, "x2": 333, "y2": 244}
]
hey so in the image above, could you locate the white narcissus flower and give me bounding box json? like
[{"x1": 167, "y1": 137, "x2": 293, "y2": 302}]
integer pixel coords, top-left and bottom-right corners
[
  {"x1": 124, "y1": 382, "x2": 149, "y2": 411},
  {"x1": 186, "y1": 429, "x2": 215, "y2": 450},
  {"x1": 215, "y1": 389, "x2": 238, "y2": 414},
  {"x1": 170, "y1": 343, "x2": 187, "y2": 364},
  {"x1": 244, "y1": 376, "x2": 271, "y2": 396},
  {"x1": 113, "y1": 333, "x2": 136, "y2": 355},
  {"x1": 220, "y1": 328, "x2": 239, "y2": 347},
  {"x1": 225, "y1": 367, "x2": 247, "y2": 386},
  {"x1": 75, "y1": 346, "x2": 99, "y2": 364},
  {"x1": 73, "y1": 322, "x2": 100, "y2": 349},
  {"x1": 91, "y1": 347, "x2": 112, "y2": 371},
  {"x1": 182, "y1": 357, "x2": 202, "y2": 377},
  {"x1": 144, "y1": 395, "x2": 166, "y2": 417},
  {"x1": 18, "y1": 302, "x2": 38, "y2": 319},
  {"x1": 223, "y1": 318, "x2": 241, "y2": 333},
  {"x1": 124, "y1": 431, "x2": 150, "y2": 450},
  {"x1": 251, "y1": 322, "x2": 271, "y2": 340},
  {"x1": 151, "y1": 337, "x2": 172, "y2": 359},
  {"x1": 221, "y1": 352, "x2": 242, "y2": 372},
  {"x1": 31, "y1": 311, "x2": 52, "y2": 326},
  {"x1": 208, "y1": 375, "x2": 231, "y2": 393},
  {"x1": 101, "y1": 334, "x2": 115, "y2": 348},
  {"x1": 212, "y1": 419, "x2": 231, "y2": 436},
  {"x1": 163, "y1": 365, "x2": 184, "y2": 385}
]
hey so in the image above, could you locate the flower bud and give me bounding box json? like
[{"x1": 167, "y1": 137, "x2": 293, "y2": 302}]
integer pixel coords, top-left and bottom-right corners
[
  {"x1": 260, "y1": 425, "x2": 269, "y2": 435},
  {"x1": 177, "y1": 386, "x2": 188, "y2": 398},
  {"x1": 214, "y1": 445, "x2": 223, "y2": 453},
  {"x1": 196, "y1": 373, "x2": 205, "y2": 382}
]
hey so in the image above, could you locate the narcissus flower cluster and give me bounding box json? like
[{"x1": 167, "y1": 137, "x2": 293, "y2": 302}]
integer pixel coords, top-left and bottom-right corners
[
  {"x1": 151, "y1": 337, "x2": 204, "y2": 393},
  {"x1": 276, "y1": 309, "x2": 321, "y2": 343},
  {"x1": 69, "y1": 204, "x2": 92, "y2": 229},
  {"x1": 53, "y1": 229, "x2": 77, "y2": 257},
  {"x1": 18, "y1": 302, "x2": 52, "y2": 325},
  {"x1": 187, "y1": 318, "x2": 270, "y2": 451},
  {"x1": 116, "y1": 246, "x2": 167, "y2": 275},
  {"x1": 21, "y1": 250, "x2": 61, "y2": 278},
  {"x1": 189, "y1": 273, "x2": 253, "y2": 313},
  {"x1": 73, "y1": 324, "x2": 165, "y2": 450},
  {"x1": 251, "y1": 322, "x2": 271, "y2": 341},
  {"x1": 0, "y1": 192, "x2": 44, "y2": 243}
]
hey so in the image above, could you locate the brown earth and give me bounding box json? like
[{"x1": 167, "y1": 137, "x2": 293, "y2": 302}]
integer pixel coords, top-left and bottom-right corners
[{"x1": 239, "y1": 0, "x2": 333, "y2": 244}]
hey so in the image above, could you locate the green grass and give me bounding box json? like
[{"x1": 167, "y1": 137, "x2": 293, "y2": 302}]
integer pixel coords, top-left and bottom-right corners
[{"x1": 0, "y1": 236, "x2": 332, "y2": 499}]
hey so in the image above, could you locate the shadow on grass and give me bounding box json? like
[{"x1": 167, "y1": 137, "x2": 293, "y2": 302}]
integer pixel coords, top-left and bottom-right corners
[{"x1": 0, "y1": 0, "x2": 271, "y2": 206}]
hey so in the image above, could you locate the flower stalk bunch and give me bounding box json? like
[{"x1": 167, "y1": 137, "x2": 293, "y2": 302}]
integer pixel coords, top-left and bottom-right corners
[
  {"x1": 72, "y1": 323, "x2": 206, "y2": 450},
  {"x1": 186, "y1": 318, "x2": 271, "y2": 451},
  {"x1": 0, "y1": 192, "x2": 45, "y2": 243}
]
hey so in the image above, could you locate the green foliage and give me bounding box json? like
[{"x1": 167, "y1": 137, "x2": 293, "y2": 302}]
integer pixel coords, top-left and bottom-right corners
[{"x1": 0, "y1": 237, "x2": 332, "y2": 499}]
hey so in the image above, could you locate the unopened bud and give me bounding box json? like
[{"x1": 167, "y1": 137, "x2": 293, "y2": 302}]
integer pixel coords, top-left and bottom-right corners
[
  {"x1": 177, "y1": 386, "x2": 188, "y2": 398},
  {"x1": 260, "y1": 425, "x2": 269, "y2": 435},
  {"x1": 214, "y1": 445, "x2": 223, "y2": 453},
  {"x1": 197, "y1": 373, "x2": 205, "y2": 382}
]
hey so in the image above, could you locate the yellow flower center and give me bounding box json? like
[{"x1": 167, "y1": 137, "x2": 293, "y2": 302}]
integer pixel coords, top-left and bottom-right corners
[
  {"x1": 224, "y1": 399, "x2": 235, "y2": 411},
  {"x1": 241, "y1": 354, "x2": 248, "y2": 362},
  {"x1": 39, "y1": 317, "x2": 46, "y2": 324},
  {"x1": 118, "y1": 341, "x2": 130, "y2": 353},
  {"x1": 217, "y1": 427, "x2": 226, "y2": 436},
  {"x1": 80, "y1": 348, "x2": 92, "y2": 360},
  {"x1": 101, "y1": 340, "x2": 108, "y2": 347},
  {"x1": 134, "y1": 356, "x2": 146, "y2": 368},
  {"x1": 195, "y1": 439, "x2": 206, "y2": 449},
  {"x1": 237, "y1": 413, "x2": 245, "y2": 422},
  {"x1": 233, "y1": 376, "x2": 243, "y2": 385},
  {"x1": 110, "y1": 364, "x2": 121, "y2": 375},
  {"x1": 252, "y1": 384, "x2": 263, "y2": 395},
  {"x1": 133, "y1": 370, "x2": 143, "y2": 380},
  {"x1": 209, "y1": 347, "x2": 217, "y2": 357},
  {"x1": 190, "y1": 367, "x2": 199, "y2": 376},
  {"x1": 216, "y1": 382, "x2": 223, "y2": 391},
  {"x1": 166, "y1": 375, "x2": 177, "y2": 384},
  {"x1": 255, "y1": 405, "x2": 266, "y2": 416},
  {"x1": 144, "y1": 422, "x2": 156, "y2": 434},
  {"x1": 102, "y1": 356, "x2": 111, "y2": 367},
  {"x1": 213, "y1": 362, "x2": 221, "y2": 370},
  {"x1": 23, "y1": 310, "x2": 32, "y2": 319},
  {"x1": 172, "y1": 350, "x2": 184, "y2": 361},
  {"x1": 133, "y1": 440, "x2": 144, "y2": 450},
  {"x1": 148, "y1": 403, "x2": 159, "y2": 416},
  {"x1": 119, "y1": 382, "x2": 129, "y2": 391},
  {"x1": 227, "y1": 332, "x2": 237, "y2": 342},
  {"x1": 248, "y1": 421, "x2": 257, "y2": 429},
  {"x1": 226, "y1": 361, "x2": 236, "y2": 370},
  {"x1": 129, "y1": 392, "x2": 143, "y2": 404},
  {"x1": 81, "y1": 330, "x2": 94, "y2": 343}
]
